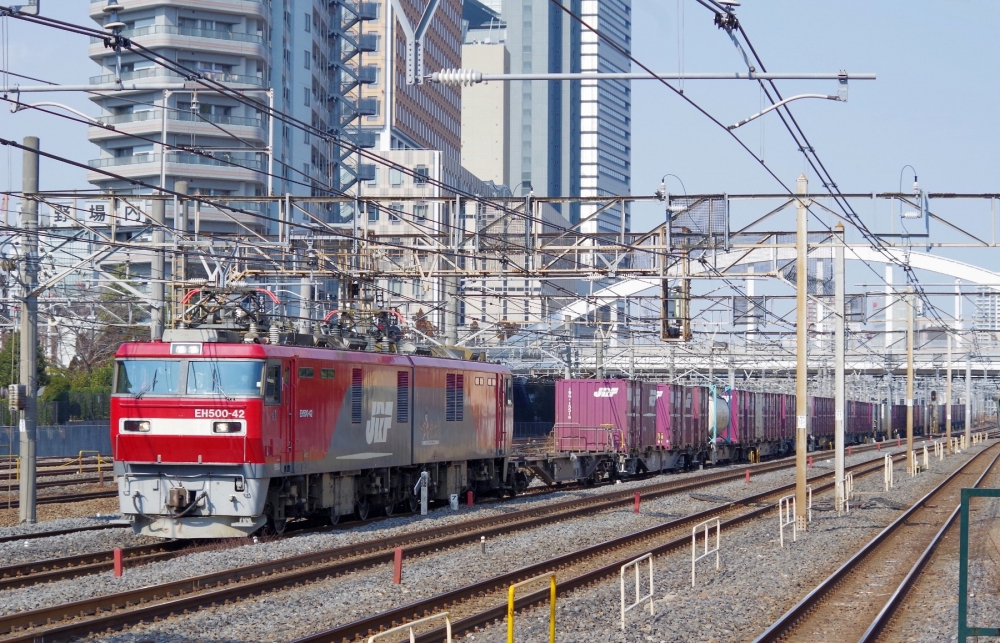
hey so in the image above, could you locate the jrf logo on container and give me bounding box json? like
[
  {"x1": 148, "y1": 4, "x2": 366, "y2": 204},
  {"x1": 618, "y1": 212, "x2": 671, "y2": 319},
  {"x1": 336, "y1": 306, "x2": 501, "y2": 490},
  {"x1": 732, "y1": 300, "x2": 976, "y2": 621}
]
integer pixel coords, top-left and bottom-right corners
[{"x1": 594, "y1": 387, "x2": 619, "y2": 398}]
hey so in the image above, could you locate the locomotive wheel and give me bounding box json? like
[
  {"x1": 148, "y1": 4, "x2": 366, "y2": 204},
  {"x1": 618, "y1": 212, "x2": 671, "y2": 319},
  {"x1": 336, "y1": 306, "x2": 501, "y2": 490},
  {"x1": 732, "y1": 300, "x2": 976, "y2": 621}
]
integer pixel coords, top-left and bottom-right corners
[
  {"x1": 355, "y1": 498, "x2": 371, "y2": 521},
  {"x1": 264, "y1": 516, "x2": 286, "y2": 536},
  {"x1": 384, "y1": 501, "x2": 396, "y2": 517},
  {"x1": 329, "y1": 510, "x2": 341, "y2": 526},
  {"x1": 408, "y1": 494, "x2": 420, "y2": 513}
]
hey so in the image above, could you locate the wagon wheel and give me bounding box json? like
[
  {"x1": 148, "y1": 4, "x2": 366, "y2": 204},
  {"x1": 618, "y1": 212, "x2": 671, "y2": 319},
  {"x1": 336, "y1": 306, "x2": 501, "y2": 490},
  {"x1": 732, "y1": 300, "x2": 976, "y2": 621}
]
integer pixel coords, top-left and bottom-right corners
[
  {"x1": 408, "y1": 494, "x2": 421, "y2": 513},
  {"x1": 384, "y1": 500, "x2": 397, "y2": 517},
  {"x1": 328, "y1": 509, "x2": 341, "y2": 526}
]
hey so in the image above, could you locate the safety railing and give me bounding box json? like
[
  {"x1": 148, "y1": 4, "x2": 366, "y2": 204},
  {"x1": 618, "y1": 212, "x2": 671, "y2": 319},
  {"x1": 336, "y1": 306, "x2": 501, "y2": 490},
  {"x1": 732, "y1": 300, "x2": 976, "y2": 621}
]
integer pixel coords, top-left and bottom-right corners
[
  {"x1": 884, "y1": 454, "x2": 894, "y2": 491},
  {"x1": 935, "y1": 440, "x2": 944, "y2": 459},
  {"x1": 366, "y1": 612, "x2": 452, "y2": 643},
  {"x1": 778, "y1": 495, "x2": 796, "y2": 548},
  {"x1": 0, "y1": 455, "x2": 20, "y2": 481},
  {"x1": 620, "y1": 553, "x2": 654, "y2": 630},
  {"x1": 507, "y1": 573, "x2": 556, "y2": 643},
  {"x1": 60, "y1": 450, "x2": 112, "y2": 475},
  {"x1": 691, "y1": 517, "x2": 721, "y2": 586}
]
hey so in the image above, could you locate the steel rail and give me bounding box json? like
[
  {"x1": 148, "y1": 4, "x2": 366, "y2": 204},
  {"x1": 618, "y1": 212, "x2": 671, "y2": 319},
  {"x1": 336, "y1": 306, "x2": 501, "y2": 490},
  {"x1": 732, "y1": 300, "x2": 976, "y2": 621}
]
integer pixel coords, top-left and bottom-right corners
[
  {"x1": 0, "y1": 524, "x2": 122, "y2": 545},
  {"x1": 753, "y1": 439, "x2": 1000, "y2": 643},
  {"x1": 0, "y1": 447, "x2": 908, "y2": 642},
  {"x1": 1, "y1": 489, "x2": 118, "y2": 511},
  {"x1": 1, "y1": 475, "x2": 106, "y2": 494},
  {"x1": 293, "y1": 450, "x2": 915, "y2": 643}
]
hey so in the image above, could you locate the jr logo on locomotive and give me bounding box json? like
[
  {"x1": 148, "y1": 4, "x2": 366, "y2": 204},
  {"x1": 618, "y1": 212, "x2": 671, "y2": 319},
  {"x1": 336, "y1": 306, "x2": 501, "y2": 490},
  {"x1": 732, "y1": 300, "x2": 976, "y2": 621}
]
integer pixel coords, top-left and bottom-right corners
[{"x1": 366, "y1": 401, "x2": 393, "y2": 444}]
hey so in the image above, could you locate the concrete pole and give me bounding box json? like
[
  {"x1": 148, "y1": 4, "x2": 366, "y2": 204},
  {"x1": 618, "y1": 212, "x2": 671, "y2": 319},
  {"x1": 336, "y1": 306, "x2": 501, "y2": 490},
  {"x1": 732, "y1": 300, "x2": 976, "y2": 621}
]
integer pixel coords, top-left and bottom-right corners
[
  {"x1": 150, "y1": 197, "x2": 165, "y2": 341},
  {"x1": 966, "y1": 350, "x2": 972, "y2": 440},
  {"x1": 906, "y1": 288, "x2": 914, "y2": 473},
  {"x1": 946, "y1": 331, "x2": 953, "y2": 453},
  {"x1": 834, "y1": 222, "x2": 845, "y2": 511},
  {"x1": 18, "y1": 136, "x2": 40, "y2": 524},
  {"x1": 795, "y1": 174, "x2": 808, "y2": 530}
]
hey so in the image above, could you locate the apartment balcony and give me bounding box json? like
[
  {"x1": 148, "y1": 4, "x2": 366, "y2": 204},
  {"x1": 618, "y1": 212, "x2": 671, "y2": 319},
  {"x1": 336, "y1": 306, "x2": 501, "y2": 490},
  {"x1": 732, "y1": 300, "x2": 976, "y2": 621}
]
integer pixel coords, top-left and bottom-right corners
[
  {"x1": 89, "y1": 67, "x2": 265, "y2": 88},
  {"x1": 88, "y1": 109, "x2": 267, "y2": 142},
  {"x1": 89, "y1": 25, "x2": 268, "y2": 61},
  {"x1": 89, "y1": 0, "x2": 269, "y2": 21},
  {"x1": 87, "y1": 152, "x2": 266, "y2": 183}
]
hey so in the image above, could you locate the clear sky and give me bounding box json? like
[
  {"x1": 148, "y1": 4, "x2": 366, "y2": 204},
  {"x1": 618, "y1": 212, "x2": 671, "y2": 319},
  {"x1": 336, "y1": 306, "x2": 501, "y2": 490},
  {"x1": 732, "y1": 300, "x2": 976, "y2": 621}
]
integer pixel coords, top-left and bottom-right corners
[{"x1": 1, "y1": 1, "x2": 998, "y2": 287}]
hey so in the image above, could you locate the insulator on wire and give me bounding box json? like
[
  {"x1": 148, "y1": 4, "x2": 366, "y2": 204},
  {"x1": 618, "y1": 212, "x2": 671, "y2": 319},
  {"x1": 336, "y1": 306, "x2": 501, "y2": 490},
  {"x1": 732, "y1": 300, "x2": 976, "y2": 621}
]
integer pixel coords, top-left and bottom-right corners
[{"x1": 432, "y1": 69, "x2": 483, "y2": 86}]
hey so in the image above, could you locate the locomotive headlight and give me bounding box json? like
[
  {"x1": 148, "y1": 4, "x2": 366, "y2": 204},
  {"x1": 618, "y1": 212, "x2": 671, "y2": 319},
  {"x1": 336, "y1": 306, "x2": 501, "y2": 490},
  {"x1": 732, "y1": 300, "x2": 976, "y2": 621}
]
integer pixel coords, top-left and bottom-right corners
[
  {"x1": 123, "y1": 420, "x2": 151, "y2": 432},
  {"x1": 213, "y1": 421, "x2": 242, "y2": 434}
]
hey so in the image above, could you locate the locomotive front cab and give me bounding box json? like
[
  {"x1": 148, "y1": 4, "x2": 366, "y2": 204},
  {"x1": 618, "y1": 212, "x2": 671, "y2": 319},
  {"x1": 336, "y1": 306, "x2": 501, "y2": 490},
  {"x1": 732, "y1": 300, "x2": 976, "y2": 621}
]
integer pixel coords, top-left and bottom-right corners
[{"x1": 112, "y1": 340, "x2": 271, "y2": 538}]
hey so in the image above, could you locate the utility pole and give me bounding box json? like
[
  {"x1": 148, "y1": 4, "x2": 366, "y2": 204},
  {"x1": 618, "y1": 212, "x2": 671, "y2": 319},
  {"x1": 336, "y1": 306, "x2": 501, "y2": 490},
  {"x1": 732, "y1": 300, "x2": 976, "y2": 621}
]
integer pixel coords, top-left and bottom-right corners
[
  {"x1": 905, "y1": 287, "x2": 915, "y2": 473},
  {"x1": 946, "y1": 331, "x2": 953, "y2": 453},
  {"x1": 795, "y1": 174, "x2": 808, "y2": 531},
  {"x1": 18, "y1": 136, "x2": 39, "y2": 524},
  {"x1": 834, "y1": 222, "x2": 845, "y2": 511}
]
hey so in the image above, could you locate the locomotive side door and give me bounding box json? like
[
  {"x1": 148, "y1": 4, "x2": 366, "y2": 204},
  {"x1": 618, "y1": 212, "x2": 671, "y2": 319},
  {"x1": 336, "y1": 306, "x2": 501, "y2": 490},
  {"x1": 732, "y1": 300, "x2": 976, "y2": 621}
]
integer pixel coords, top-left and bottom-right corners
[
  {"x1": 284, "y1": 359, "x2": 295, "y2": 472},
  {"x1": 496, "y1": 376, "x2": 509, "y2": 456}
]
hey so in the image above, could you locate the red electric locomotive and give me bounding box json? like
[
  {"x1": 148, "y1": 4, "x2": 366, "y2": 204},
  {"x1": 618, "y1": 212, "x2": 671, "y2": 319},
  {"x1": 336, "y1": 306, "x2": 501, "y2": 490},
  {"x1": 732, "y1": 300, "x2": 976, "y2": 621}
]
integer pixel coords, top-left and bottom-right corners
[{"x1": 112, "y1": 304, "x2": 514, "y2": 539}]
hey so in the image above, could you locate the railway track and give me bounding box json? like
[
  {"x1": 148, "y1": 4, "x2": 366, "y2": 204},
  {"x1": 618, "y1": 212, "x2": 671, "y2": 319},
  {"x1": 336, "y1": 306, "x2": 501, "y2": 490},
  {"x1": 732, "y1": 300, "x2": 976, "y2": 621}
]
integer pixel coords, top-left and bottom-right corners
[
  {"x1": 0, "y1": 436, "x2": 931, "y2": 595},
  {"x1": 0, "y1": 540, "x2": 190, "y2": 593},
  {"x1": 0, "y1": 443, "x2": 920, "y2": 642},
  {"x1": 753, "y1": 438, "x2": 1000, "y2": 643},
  {"x1": 0, "y1": 453, "x2": 799, "y2": 596},
  {"x1": 288, "y1": 449, "x2": 924, "y2": 643},
  {"x1": 0, "y1": 475, "x2": 109, "y2": 496}
]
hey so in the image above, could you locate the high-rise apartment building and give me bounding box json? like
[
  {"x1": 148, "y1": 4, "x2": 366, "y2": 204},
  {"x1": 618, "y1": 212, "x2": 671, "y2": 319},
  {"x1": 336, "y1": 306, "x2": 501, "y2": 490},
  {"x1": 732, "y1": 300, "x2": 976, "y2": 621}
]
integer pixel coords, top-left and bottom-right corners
[{"x1": 86, "y1": 0, "x2": 383, "y2": 232}]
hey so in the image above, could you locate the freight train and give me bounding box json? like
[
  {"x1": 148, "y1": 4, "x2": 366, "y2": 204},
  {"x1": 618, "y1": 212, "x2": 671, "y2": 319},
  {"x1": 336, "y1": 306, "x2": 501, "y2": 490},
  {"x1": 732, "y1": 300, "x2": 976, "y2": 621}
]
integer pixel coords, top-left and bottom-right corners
[
  {"x1": 110, "y1": 288, "x2": 965, "y2": 539},
  {"x1": 519, "y1": 379, "x2": 966, "y2": 485}
]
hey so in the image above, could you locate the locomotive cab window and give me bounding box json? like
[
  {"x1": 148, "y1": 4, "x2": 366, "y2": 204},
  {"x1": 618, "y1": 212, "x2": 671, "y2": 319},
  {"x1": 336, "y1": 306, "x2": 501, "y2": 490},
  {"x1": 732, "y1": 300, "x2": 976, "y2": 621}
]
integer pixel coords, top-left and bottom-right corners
[
  {"x1": 187, "y1": 360, "x2": 264, "y2": 396},
  {"x1": 264, "y1": 364, "x2": 282, "y2": 405},
  {"x1": 298, "y1": 366, "x2": 314, "y2": 378},
  {"x1": 115, "y1": 360, "x2": 181, "y2": 396}
]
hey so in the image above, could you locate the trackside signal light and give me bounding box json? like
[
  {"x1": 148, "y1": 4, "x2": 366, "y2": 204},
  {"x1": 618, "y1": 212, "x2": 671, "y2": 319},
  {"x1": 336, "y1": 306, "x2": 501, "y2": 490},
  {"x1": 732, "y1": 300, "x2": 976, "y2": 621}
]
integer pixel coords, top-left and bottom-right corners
[
  {"x1": 123, "y1": 420, "x2": 151, "y2": 432},
  {"x1": 213, "y1": 421, "x2": 242, "y2": 434}
]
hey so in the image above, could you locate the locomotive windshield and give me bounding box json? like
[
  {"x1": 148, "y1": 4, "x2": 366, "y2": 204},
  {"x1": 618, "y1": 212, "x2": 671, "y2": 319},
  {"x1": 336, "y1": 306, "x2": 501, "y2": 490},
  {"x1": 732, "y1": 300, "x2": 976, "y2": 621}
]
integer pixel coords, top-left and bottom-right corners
[
  {"x1": 186, "y1": 360, "x2": 264, "y2": 396},
  {"x1": 115, "y1": 360, "x2": 181, "y2": 396},
  {"x1": 114, "y1": 359, "x2": 264, "y2": 397}
]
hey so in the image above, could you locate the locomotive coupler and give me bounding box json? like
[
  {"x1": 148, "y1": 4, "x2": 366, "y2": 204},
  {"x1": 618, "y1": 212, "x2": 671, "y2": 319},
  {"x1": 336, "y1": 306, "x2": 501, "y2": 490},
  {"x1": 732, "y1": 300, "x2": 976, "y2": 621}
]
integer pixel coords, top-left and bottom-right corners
[{"x1": 167, "y1": 487, "x2": 196, "y2": 511}]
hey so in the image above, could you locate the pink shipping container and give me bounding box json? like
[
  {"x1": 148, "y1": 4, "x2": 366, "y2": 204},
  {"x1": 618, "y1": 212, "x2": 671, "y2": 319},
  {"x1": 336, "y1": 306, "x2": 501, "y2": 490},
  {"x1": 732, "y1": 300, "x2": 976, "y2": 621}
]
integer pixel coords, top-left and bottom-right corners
[{"x1": 554, "y1": 379, "x2": 643, "y2": 452}]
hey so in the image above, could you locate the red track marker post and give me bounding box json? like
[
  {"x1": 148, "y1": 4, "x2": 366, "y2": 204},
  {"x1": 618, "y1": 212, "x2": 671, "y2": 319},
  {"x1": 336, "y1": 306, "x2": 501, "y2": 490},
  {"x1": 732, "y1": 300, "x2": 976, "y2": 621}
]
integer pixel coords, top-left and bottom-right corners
[
  {"x1": 467, "y1": 490, "x2": 473, "y2": 507},
  {"x1": 113, "y1": 548, "x2": 123, "y2": 577},
  {"x1": 897, "y1": 438, "x2": 901, "y2": 447},
  {"x1": 745, "y1": 469, "x2": 751, "y2": 484},
  {"x1": 393, "y1": 547, "x2": 403, "y2": 584},
  {"x1": 877, "y1": 441, "x2": 881, "y2": 451},
  {"x1": 633, "y1": 492, "x2": 640, "y2": 514},
  {"x1": 848, "y1": 446, "x2": 853, "y2": 456},
  {"x1": 808, "y1": 456, "x2": 813, "y2": 468}
]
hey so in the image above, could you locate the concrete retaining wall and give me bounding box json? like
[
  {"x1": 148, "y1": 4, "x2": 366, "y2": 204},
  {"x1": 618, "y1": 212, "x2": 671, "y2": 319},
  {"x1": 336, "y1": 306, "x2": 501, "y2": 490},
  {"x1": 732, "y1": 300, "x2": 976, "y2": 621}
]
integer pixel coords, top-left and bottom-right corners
[{"x1": 0, "y1": 423, "x2": 111, "y2": 457}]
